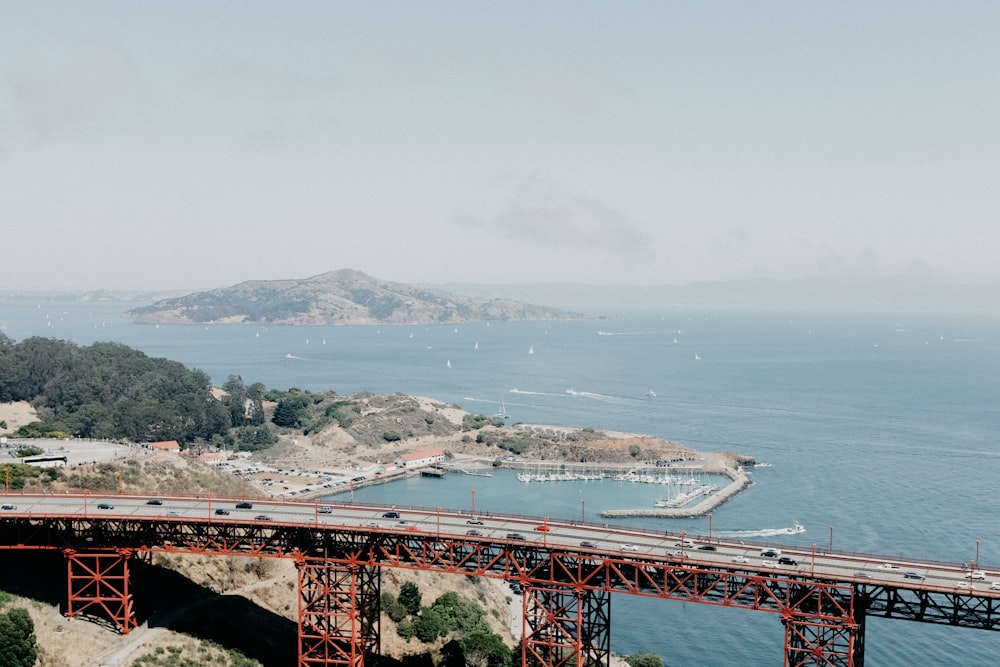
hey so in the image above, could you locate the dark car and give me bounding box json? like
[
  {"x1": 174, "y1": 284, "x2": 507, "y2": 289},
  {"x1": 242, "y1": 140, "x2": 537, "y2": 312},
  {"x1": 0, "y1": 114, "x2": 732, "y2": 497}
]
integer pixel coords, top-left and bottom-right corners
[
  {"x1": 235, "y1": 502, "x2": 253, "y2": 509},
  {"x1": 382, "y1": 511, "x2": 400, "y2": 519},
  {"x1": 579, "y1": 540, "x2": 597, "y2": 548},
  {"x1": 1, "y1": 504, "x2": 16, "y2": 511},
  {"x1": 255, "y1": 514, "x2": 273, "y2": 521},
  {"x1": 904, "y1": 571, "x2": 925, "y2": 580},
  {"x1": 214, "y1": 509, "x2": 230, "y2": 516},
  {"x1": 506, "y1": 532, "x2": 526, "y2": 540},
  {"x1": 761, "y1": 549, "x2": 780, "y2": 558},
  {"x1": 697, "y1": 545, "x2": 717, "y2": 551},
  {"x1": 145, "y1": 499, "x2": 163, "y2": 506},
  {"x1": 778, "y1": 556, "x2": 799, "y2": 566},
  {"x1": 97, "y1": 503, "x2": 114, "y2": 510},
  {"x1": 466, "y1": 529, "x2": 483, "y2": 536}
]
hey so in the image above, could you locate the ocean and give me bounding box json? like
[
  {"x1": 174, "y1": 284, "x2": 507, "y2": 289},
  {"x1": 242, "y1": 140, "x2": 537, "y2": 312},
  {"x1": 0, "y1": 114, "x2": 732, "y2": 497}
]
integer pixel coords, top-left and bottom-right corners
[{"x1": 2, "y1": 296, "x2": 999, "y2": 665}]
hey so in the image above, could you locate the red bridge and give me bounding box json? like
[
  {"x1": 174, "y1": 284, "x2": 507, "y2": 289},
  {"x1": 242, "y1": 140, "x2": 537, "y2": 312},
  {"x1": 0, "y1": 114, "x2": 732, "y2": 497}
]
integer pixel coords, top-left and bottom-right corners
[{"x1": 0, "y1": 493, "x2": 996, "y2": 666}]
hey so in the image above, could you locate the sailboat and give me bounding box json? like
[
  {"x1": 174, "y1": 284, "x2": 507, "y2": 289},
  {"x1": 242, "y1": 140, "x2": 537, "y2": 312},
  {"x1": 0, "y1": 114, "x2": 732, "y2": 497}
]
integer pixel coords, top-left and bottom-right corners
[
  {"x1": 446, "y1": 360, "x2": 452, "y2": 369},
  {"x1": 494, "y1": 397, "x2": 509, "y2": 420},
  {"x1": 528, "y1": 346, "x2": 535, "y2": 355}
]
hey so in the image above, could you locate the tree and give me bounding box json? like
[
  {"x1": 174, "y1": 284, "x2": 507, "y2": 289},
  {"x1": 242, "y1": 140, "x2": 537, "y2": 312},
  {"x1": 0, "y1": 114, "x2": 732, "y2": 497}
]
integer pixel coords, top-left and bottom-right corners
[
  {"x1": 0, "y1": 607, "x2": 37, "y2": 667},
  {"x1": 413, "y1": 607, "x2": 446, "y2": 642},
  {"x1": 624, "y1": 653, "x2": 664, "y2": 667},
  {"x1": 398, "y1": 581, "x2": 422, "y2": 615}
]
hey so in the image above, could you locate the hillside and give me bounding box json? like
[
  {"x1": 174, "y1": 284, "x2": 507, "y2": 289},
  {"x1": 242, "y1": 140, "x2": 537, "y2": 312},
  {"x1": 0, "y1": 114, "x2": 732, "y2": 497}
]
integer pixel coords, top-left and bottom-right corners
[{"x1": 124, "y1": 269, "x2": 585, "y2": 325}]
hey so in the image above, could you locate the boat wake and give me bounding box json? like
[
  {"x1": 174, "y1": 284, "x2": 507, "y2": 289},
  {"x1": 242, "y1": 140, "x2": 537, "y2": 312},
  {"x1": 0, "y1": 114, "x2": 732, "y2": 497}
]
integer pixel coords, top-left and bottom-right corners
[
  {"x1": 713, "y1": 523, "x2": 805, "y2": 538},
  {"x1": 284, "y1": 353, "x2": 305, "y2": 360}
]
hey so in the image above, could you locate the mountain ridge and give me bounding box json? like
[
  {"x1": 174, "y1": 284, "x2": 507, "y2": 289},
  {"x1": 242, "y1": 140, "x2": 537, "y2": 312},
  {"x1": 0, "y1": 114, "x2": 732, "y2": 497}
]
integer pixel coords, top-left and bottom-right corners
[{"x1": 124, "y1": 269, "x2": 585, "y2": 325}]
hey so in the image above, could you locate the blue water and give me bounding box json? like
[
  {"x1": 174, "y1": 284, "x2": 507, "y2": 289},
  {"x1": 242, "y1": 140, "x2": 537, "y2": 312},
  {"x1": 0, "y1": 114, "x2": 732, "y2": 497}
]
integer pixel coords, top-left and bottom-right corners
[{"x1": 3, "y1": 297, "x2": 999, "y2": 665}]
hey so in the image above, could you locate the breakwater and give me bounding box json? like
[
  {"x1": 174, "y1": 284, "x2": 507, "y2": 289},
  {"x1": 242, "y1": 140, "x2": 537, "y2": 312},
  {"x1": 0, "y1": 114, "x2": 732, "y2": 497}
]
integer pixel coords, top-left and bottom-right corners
[{"x1": 598, "y1": 466, "x2": 752, "y2": 518}]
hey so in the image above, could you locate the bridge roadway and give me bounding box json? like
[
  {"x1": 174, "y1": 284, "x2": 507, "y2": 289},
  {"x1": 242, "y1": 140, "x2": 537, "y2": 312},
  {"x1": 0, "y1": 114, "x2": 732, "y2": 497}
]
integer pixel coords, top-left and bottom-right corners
[{"x1": 0, "y1": 493, "x2": 997, "y2": 666}]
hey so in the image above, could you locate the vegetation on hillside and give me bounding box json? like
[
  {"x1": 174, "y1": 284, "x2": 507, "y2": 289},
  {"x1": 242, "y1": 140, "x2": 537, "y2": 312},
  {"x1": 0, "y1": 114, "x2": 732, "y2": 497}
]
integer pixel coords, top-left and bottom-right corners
[
  {"x1": 0, "y1": 592, "x2": 37, "y2": 667},
  {"x1": 0, "y1": 332, "x2": 269, "y2": 447}
]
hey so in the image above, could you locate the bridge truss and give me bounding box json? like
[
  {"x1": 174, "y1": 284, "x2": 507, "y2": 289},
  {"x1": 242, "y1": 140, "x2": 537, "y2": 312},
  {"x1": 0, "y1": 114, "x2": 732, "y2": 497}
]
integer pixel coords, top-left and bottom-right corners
[{"x1": 0, "y1": 514, "x2": 998, "y2": 666}]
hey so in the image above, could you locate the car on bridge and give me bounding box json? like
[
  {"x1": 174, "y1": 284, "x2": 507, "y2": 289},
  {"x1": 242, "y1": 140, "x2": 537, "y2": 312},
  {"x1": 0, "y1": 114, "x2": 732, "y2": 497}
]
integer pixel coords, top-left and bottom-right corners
[
  {"x1": 732, "y1": 555, "x2": 750, "y2": 564},
  {"x1": 255, "y1": 514, "x2": 273, "y2": 521},
  {"x1": 990, "y1": 581, "x2": 1000, "y2": 591},
  {"x1": 236, "y1": 502, "x2": 253, "y2": 509},
  {"x1": 97, "y1": 503, "x2": 114, "y2": 510},
  {"x1": 145, "y1": 499, "x2": 163, "y2": 506},
  {"x1": 214, "y1": 509, "x2": 230, "y2": 516},
  {"x1": 621, "y1": 543, "x2": 639, "y2": 552},
  {"x1": 1, "y1": 505, "x2": 16, "y2": 511},
  {"x1": 903, "y1": 571, "x2": 925, "y2": 580},
  {"x1": 877, "y1": 563, "x2": 900, "y2": 571},
  {"x1": 579, "y1": 540, "x2": 597, "y2": 548},
  {"x1": 761, "y1": 549, "x2": 781, "y2": 558},
  {"x1": 778, "y1": 556, "x2": 799, "y2": 566},
  {"x1": 697, "y1": 545, "x2": 717, "y2": 552},
  {"x1": 466, "y1": 518, "x2": 484, "y2": 525},
  {"x1": 506, "y1": 532, "x2": 526, "y2": 540},
  {"x1": 382, "y1": 511, "x2": 400, "y2": 519},
  {"x1": 466, "y1": 529, "x2": 483, "y2": 536},
  {"x1": 318, "y1": 506, "x2": 333, "y2": 514},
  {"x1": 965, "y1": 571, "x2": 987, "y2": 580},
  {"x1": 761, "y1": 560, "x2": 778, "y2": 567}
]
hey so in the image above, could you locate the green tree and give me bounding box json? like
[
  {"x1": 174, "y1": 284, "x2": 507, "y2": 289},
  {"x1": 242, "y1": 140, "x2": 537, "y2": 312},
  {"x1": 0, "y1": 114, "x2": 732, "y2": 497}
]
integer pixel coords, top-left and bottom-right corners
[
  {"x1": 0, "y1": 607, "x2": 37, "y2": 667},
  {"x1": 413, "y1": 607, "x2": 446, "y2": 642},
  {"x1": 624, "y1": 653, "x2": 664, "y2": 667},
  {"x1": 398, "y1": 581, "x2": 422, "y2": 615},
  {"x1": 460, "y1": 630, "x2": 512, "y2": 667}
]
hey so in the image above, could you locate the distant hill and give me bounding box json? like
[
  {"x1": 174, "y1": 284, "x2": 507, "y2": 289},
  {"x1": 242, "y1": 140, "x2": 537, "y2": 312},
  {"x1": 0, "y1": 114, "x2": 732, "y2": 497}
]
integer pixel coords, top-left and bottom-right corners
[{"x1": 124, "y1": 269, "x2": 585, "y2": 325}]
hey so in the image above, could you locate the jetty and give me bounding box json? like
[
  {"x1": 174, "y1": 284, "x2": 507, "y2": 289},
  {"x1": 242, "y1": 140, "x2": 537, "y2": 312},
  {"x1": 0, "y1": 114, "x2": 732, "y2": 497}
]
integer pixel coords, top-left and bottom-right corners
[{"x1": 599, "y1": 466, "x2": 752, "y2": 518}]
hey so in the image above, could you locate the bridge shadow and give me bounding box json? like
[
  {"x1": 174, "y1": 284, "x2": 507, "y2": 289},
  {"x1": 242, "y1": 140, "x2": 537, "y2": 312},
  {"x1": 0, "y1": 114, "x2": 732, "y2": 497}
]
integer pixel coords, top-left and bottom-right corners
[{"x1": 0, "y1": 551, "x2": 297, "y2": 666}]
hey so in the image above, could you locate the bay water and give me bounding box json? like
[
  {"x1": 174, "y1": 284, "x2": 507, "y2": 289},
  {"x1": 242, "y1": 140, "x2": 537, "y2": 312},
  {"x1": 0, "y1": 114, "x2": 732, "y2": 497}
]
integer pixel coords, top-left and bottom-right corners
[{"x1": 3, "y1": 296, "x2": 999, "y2": 665}]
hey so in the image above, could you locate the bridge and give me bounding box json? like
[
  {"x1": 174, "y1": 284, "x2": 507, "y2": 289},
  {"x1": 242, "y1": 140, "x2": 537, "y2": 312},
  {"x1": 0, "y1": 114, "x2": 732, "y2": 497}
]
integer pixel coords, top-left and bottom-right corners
[{"x1": 0, "y1": 493, "x2": 996, "y2": 666}]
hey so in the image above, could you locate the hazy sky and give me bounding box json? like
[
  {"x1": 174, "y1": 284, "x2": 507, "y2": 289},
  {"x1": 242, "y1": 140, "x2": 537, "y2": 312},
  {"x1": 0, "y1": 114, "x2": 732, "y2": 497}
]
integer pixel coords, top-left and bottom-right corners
[{"x1": 2, "y1": 3, "x2": 999, "y2": 292}]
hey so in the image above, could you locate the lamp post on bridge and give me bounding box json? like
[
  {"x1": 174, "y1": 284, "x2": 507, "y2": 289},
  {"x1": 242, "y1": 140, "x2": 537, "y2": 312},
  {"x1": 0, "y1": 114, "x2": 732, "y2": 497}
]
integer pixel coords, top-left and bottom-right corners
[
  {"x1": 976, "y1": 540, "x2": 980, "y2": 568},
  {"x1": 470, "y1": 488, "x2": 475, "y2": 516},
  {"x1": 709, "y1": 512, "x2": 713, "y2": 543},
  {"x1": 811, "y1": 543, "x2": 816, "y2": 577},
  {"x1": 829, "y1": 525, "x2": 833, "y2": 554},
  {"x1": 580, "y1": 498, "x2": 585, "y2": 524}
]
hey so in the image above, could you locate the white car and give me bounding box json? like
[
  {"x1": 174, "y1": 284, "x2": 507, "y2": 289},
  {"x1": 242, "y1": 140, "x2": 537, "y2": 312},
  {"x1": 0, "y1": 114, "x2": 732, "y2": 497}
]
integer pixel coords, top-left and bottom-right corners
[
  {"x1": 989, "y1": 581, "x2": 1000, "y2": 591},
  {"x1": 877, "y1": 563, "x2": 900, "y2": 571},
  {"x1": 761, "y1": 560, "x2": 779, "y2": 567},
  {"x1": 732, "y1": 555, "x2": 750, "y2": 564},
  {"x1": 964, "y1": 571, "x2": 987, "y2": 580},
  {"x1": 621, "y1": 543, "x2": 640, "y2": 552}
]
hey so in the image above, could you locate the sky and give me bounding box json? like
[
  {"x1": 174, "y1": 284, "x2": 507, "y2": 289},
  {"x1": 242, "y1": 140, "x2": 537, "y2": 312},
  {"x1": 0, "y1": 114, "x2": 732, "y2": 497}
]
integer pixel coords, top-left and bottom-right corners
[{"x1": 2, "y1": 2, "x2": 999, "y2": 292}]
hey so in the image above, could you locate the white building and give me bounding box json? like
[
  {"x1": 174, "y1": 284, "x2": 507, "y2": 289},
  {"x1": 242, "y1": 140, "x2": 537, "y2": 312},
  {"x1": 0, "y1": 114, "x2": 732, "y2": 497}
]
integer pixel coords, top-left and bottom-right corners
[{"x1": 394, "y1": 448, "x2": 445, "y2": 469}]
